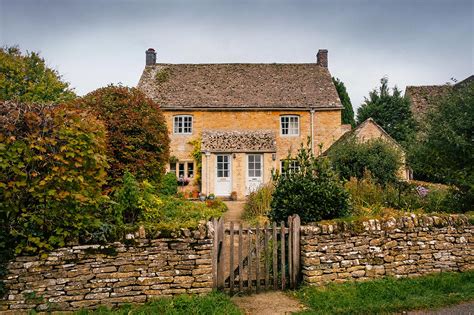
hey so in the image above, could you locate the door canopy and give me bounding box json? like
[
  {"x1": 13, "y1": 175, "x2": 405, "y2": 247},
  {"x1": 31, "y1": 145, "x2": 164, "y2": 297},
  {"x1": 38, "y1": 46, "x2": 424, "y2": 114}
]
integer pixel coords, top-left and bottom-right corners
[{"x1": 201, "y1": 130, "x2": 276, "y2": 153}]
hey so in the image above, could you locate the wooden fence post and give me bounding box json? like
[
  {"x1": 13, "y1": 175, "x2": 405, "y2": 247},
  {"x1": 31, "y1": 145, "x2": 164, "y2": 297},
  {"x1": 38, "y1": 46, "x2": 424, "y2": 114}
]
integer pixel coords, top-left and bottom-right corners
[
  {"x1": 229, "y1": 222, "x2": 235, "y2": 294},
  {"x1": 217, "y1": 218, "x2": 225, "y2": 290},
  {"x1": 212, "y1": 218, "x2": 218, "y2": 289},
  {"x1": 292, "y1": 215, "x2": 301, "y2": 287}
]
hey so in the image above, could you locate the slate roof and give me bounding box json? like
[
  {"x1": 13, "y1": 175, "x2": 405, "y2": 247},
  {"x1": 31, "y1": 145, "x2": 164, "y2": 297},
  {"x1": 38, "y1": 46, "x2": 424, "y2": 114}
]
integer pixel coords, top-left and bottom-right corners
[
  {"x1": 137, "y1": 63, "x2": 342, "y2": 110},
  {"x1": 405, "y1": 85, "x2": 452, "y2": 119},
  {"x1": 201, "y1": 130, "x2": 276, "y2": 153},
  {"x1": 326, "y1": 118, "x2": 404, "y2": 153}
]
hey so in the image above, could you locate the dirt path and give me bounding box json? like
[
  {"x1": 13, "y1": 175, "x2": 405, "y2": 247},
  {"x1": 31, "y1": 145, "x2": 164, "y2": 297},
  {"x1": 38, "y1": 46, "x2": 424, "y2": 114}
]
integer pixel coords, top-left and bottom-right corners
[{"x1": 232, "y1": 291, "x2": 306, "y2": 315}]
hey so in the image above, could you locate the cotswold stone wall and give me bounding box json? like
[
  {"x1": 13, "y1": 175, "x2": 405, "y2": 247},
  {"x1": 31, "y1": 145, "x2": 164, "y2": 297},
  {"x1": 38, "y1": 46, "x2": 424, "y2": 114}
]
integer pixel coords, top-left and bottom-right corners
[
  {"x1": 301, "y1": 214, "x2": 473, "y2": 285},
  {"x1": 0, "y1": 226, "x2": 213, "y2": 312}
]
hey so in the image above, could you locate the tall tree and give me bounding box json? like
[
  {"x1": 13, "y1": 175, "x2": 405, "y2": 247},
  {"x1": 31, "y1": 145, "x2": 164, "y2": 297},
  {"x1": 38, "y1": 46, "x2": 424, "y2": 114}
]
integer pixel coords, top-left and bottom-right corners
[
  {"x1": 357, "y1": 77, "x2": 415, "y2": 145},
  {"x1": 332, "y1": 77, "x2": 355, "y2": 126},
  {"x1": 0, "y1": 46, "x2": 75, "y2": 103}
]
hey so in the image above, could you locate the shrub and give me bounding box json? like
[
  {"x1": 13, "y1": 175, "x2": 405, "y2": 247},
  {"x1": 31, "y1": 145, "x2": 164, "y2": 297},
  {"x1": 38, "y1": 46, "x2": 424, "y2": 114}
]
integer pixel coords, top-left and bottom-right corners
[
  {"x1": 72, "y1": 85, "x2": 170, "y2": 185},
  {"x1": 113, "y1": 171, "x2": 141, "y2": 224},
  {"x1": 243, "y1": 183, "x2": 274, "y2": 221},
  {"x1": 327, "y1": 137, "x2": 402, "y2": 185},
  {"x1": 161, "y1": 172, "x2": 178, "y2": 196},
  {"x1": 0, "y1": 101, "x2": 108, "y2": 254},
  {"x1": 270, "y1": 143, "x2": 350, "y2": 223}
]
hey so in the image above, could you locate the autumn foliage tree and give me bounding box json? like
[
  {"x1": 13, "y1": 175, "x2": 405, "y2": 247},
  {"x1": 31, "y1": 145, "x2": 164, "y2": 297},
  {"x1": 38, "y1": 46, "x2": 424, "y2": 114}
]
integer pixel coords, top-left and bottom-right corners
[
  {"x1": 72, "y1": 85, "x2": 170, "y2": 185},
  {"x1": 0, "y1": 46, "x2": 76, "y2": 103},
  {"x1": 0, "y1": 101, "x2": 108, "y2": 254}
]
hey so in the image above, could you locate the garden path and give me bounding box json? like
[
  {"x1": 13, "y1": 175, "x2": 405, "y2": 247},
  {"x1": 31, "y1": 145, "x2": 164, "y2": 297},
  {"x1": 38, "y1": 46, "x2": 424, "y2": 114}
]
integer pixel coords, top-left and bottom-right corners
[
  {"x1": 232, "y1": 291, "x2": 306, "y2": 315},
  {"x1": 223, "y1": 201, "x2": 246, "y2": 223}
]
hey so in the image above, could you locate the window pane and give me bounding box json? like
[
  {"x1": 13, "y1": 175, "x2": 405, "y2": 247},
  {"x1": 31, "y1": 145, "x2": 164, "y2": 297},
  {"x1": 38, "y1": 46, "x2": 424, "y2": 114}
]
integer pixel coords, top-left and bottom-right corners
[
  {"x1": 174, "y1": 116, "x2": 192, "y2": 134},
  {"x1": 170, "y1": 163, "x2": 176, "y2": 172},
  {"x1": 178, "y1": 163, "x2": 185, "y2": 177},
  {"x1": 255, "y1": 169, "x2": 261, "y2": 177},
  {"x1": 187, "y1": 162, "x2": 194, "y2": 177}
]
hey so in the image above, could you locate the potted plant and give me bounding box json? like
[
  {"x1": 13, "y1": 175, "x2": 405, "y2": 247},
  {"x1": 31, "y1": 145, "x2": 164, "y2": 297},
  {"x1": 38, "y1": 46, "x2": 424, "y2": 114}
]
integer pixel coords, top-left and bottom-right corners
[
  {"x1": 207, "y1": 193, "x2": 215, "y2": 200},
  {"x1": 199, "y1": 193, "x2": 206, "y2": 201},
  {"x1": 230, "y1": 191, "x2": 238, "y2": 201}
]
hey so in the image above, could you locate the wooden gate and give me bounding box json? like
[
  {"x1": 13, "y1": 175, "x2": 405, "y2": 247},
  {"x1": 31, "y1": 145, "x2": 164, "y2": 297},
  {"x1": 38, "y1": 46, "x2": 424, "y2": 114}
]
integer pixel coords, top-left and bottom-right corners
[{"x1": 212, "y1": 215, "x2": 301, "y2": 294}]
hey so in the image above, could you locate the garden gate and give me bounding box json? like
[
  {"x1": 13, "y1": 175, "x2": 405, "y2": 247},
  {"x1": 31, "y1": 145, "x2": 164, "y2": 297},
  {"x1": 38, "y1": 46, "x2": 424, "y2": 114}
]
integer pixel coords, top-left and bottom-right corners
[{"x1": 212, "y1": 215, "x2": 301, "y2": 294}]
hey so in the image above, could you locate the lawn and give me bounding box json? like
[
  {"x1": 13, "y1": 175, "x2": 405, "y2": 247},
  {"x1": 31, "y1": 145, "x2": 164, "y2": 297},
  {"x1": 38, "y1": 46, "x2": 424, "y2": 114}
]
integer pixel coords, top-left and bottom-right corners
[
  {"x1": 74, "y1": 291, "x2": 242, "y2": 315},
  {"x1": 294, "y1": 271, "x2": 474, "y2": 314}
]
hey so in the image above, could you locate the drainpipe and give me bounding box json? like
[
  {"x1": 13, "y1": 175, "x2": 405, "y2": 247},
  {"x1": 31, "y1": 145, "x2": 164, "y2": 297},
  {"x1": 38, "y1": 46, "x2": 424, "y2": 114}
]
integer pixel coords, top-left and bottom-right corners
[
  {"x1": 310, "y1": 109, "x2": 315, "y2": 154},
  {"x1": 205, "y1": 151, "x2": 211, "y2": 195}
]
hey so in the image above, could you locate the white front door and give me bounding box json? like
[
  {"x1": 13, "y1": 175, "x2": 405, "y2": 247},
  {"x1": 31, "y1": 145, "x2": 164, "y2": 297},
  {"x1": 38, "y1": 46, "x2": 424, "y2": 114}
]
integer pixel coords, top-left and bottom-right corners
[
  {"x1": 215, "y1": 154, "x2": 232, "y2": 196},
  {"x1": 246, "y1": 154, "x2": 263, "y2": 195}
]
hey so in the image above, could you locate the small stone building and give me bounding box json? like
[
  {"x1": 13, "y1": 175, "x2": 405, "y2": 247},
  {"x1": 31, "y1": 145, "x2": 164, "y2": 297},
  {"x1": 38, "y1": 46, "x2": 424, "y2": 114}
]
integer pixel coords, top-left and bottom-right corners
[
  {"x1": 405, "y1": 75, "x2": 473, "y2": 122},
  {"x1": 328, "y1": 118, "x2": 411, "y2": 180},
  {"x1": 138, "y1": 49, "x2": 349, "y2": 199}
]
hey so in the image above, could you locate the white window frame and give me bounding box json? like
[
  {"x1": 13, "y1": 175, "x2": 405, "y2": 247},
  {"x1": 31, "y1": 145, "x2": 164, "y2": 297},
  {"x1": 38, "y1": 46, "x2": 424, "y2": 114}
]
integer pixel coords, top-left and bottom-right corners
[
  {"x1": 173, "y1": 115, "x2": 193, "y2": 135},
  {"x1": 280, "y1": 159, "x2": 299, "y2": 175},
  {"x1": 280, "y1": 115, "x2": 299, "y2": 136}
]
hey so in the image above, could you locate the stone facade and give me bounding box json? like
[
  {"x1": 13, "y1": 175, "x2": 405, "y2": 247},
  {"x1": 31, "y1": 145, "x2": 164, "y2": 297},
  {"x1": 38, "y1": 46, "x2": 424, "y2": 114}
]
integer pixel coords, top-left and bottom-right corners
[
  {"x1": 165, "y1": 109, "x2": 344, "y2": 199},
  {"x1": 0, "y1": 227, "x2": 213, "y2": 312},
  {"x1": 301, "y1": 214, "x2": 473, "y2": 285}
]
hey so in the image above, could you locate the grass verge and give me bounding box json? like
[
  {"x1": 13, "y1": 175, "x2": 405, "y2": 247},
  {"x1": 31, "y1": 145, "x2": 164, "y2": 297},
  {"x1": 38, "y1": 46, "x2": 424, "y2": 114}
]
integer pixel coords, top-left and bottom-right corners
[
  {"x1": 74, "y1": 291, "x2": 241, "y2": 315},
  {"x1": 294, "y1": 271, "x2": 474, "y2": 314}
]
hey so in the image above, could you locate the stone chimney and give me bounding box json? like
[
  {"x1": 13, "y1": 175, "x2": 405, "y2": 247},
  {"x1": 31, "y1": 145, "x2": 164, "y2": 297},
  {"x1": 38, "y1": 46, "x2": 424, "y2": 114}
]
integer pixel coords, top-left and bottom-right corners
[
  {"x1": 146, "y1": 48, "x2": 156, "y2": 66},
  {"x1": 317, "y1": 49, "x2": 328, "y2": 68}
]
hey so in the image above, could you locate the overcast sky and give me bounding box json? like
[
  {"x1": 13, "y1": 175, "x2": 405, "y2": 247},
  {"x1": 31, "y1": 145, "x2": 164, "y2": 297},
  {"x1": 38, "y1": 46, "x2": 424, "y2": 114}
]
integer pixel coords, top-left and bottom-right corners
[{"x1": 1, "y1": 0, "x2": 473, "y2": 111}]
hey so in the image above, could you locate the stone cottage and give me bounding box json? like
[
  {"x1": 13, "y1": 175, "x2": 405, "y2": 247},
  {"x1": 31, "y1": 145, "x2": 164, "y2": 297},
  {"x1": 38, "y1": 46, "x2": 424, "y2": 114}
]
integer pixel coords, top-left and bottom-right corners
[{"x1": 137, "y1": 48, "x2": 398, "y2": 199}]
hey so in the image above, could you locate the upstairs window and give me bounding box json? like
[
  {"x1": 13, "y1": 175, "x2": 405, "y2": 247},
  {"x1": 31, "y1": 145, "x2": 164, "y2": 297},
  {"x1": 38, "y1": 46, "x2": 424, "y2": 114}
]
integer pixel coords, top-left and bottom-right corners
[
  {"x1": 280, "y1": 115, "x2": 299, "y2": 136},
  {"x1": 174, "y1": 115, "x2": 193, "y2": 134}
]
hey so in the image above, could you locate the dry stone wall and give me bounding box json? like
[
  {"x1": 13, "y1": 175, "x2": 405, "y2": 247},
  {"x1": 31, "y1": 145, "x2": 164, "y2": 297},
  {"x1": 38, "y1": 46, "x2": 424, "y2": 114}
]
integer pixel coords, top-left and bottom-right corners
[
  {"x1": 0, "y1": 226, "x2": 213, "y2": 313},
  {"x1": 301, "y1": 214, "x2": 473, "y2": 285}
]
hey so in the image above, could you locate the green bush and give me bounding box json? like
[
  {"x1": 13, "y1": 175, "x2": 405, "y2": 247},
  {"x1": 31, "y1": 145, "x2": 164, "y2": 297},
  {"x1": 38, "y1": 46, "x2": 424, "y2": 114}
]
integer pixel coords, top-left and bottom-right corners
[
  {"x1": 161, "y1": 172, "x2": 178, "y2": 196},
  {"x1": 327, "y1": 137, "x2": 402, "y2": 185},
  {"x1": 113, "y1": 171, "x2": 141, "y2": 224},
  {"x1": 270, "y1": 143, "x2": 350, "y2": 224},
  {"x1": 243, "y1": 183, "x2": 274, "y2": 221},
  {"x1": 72, "y1": 85, "x2": 170, "y2": 185},
  {"x1": 0, "y1": 101, "x2": 108, "y2": 255}
]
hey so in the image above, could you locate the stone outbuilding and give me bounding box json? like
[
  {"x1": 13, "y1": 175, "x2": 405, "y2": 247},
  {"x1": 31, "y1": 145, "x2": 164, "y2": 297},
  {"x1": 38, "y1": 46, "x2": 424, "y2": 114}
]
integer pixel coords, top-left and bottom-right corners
[{"x1": 327, "y1": 118, "x2": 412, "y2": 180}]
